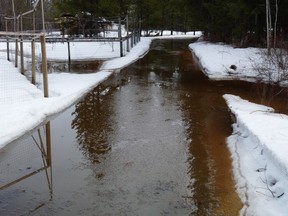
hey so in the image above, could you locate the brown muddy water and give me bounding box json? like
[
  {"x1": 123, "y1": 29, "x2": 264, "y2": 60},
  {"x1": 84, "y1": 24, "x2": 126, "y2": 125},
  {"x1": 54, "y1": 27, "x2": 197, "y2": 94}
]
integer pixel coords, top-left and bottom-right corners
[{"x1": 1, "y1": 39, "x2": 288, "y2": 216}]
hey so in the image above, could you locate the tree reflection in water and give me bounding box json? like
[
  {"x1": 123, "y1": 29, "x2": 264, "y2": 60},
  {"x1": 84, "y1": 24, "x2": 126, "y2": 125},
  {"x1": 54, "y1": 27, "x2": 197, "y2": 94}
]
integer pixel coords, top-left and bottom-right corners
[
  {"x1": 71, "y1": 84, "x2": 115, "y2": 164},
  {"x1": 71, "y1": 73, "x2": 131, "y2": 164}
]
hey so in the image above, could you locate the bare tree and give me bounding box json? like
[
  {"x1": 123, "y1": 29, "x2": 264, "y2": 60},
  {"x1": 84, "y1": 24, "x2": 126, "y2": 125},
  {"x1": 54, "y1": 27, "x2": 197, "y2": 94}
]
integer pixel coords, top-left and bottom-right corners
[
  {"x1": 252, "y1": 44, "x2": 288, "y2": 85},
  {"x1": 266, "y1": 0, "x2": 272, "y2": 55},
  {"x1": 267, "y1": 0, "x2": 281, "y2": 52},
  {"x1": 273, "y1": 0, "x2": 279, "y2": 49}
]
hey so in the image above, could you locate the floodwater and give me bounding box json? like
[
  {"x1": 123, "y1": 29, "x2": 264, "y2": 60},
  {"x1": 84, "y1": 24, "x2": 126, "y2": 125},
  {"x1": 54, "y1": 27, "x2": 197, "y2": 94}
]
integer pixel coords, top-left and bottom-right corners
[
  {"x1": 47, "y1": 60, "x2": 102, "y2": 73},
  {"x1": 1, "y1": 39, "x2": 288, "y2": 216}
]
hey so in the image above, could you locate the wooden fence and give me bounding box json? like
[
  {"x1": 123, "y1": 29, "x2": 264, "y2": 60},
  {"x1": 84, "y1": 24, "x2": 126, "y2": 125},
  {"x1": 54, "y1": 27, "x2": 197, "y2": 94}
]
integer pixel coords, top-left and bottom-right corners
[
  {"x1": 0, "y1": 32, "x2": 49, "y2": 98},
  {"x1": 0, "y1": 16, "x2": 141, "y2": 101}
]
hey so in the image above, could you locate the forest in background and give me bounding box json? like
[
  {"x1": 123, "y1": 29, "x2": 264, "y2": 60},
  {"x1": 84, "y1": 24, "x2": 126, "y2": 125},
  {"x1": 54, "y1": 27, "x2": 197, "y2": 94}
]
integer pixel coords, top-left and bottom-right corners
[{"x1": 0, "y1": 0, "x2": 288, "y2": 47}]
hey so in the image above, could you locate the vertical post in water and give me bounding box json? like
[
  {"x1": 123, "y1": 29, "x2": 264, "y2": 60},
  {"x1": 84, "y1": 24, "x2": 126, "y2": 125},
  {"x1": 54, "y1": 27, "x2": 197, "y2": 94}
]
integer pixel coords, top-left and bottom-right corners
[
  {"x1": 118, "y1": 17, "x2": 123, "y2": 57},
  {"x1": 15, "y1": 38, "x2": 18, "y2": 68},
  {"x1": 31, "y1": 38, "x2": 36, "y2": 84},
  {"x1": 40, "y1": 34, "x2": 49, "y2": 98}
]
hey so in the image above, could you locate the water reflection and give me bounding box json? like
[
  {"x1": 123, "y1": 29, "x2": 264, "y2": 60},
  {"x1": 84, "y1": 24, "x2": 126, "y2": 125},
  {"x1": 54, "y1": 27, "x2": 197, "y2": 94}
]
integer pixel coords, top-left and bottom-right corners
[
  {"x1": 253, "y1": 82, "x2": 288, "y2": 111},
  {"x1": 47, "y1": 60, "x2": 102, "y2": 73},
  {"x1": 0, "y1": 122, "x2": 52, "y2": 215},
  {"x1": 71, "y1": 86, "x2": 113, "y2": 163},
  {"x1": 71, "y1": 75, "x2": 130, "y2": 164}
]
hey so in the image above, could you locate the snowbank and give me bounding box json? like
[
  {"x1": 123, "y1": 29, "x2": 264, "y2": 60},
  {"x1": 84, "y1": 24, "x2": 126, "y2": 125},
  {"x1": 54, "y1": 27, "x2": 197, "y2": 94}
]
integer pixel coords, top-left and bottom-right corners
[
  {"x1": 100, "y1": 37, "x2": 152, "y2": 70},
  {"x1": 224, "y1": 94, "x2": 288, "y2": 216},
  {"x1": 189, "y1": 41, "x2": 260, "y2": 81}
]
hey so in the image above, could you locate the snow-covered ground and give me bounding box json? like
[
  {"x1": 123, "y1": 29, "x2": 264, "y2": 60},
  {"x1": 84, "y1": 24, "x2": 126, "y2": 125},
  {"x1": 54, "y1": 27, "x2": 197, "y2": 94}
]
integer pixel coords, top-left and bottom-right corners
[
  {"x1": 224, "y1": 95, "x2": 288, "y2": 216},
  {"x1": 189, "y1": 41, "x2": 261, "y2": 81},
  {"x1": 1, "y1": 30, "x2": 288, "y2": 215}
]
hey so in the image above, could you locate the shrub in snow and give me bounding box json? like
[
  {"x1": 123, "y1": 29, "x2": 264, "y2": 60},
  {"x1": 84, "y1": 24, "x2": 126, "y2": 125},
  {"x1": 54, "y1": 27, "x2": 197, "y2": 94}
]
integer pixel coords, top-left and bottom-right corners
[{"x1": 251, "y1": 44, "x2": 288, "y2": 85}]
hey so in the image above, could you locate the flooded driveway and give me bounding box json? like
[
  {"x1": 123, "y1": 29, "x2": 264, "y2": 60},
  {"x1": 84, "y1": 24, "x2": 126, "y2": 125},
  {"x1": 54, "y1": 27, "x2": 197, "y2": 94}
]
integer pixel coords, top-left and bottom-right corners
[{"x1": 2, "y1": 39, "x2": 288, "y2": 215}]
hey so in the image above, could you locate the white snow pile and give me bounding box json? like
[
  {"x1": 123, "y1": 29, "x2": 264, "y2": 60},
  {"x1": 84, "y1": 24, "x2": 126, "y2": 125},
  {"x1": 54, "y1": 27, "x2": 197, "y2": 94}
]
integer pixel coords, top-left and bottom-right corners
[
  {"x1": 224, "y1": 94, "x2": 288, "y2": 216},
  {"x1": 189, "y1": 41, "x2": 261, "y2": 81}
]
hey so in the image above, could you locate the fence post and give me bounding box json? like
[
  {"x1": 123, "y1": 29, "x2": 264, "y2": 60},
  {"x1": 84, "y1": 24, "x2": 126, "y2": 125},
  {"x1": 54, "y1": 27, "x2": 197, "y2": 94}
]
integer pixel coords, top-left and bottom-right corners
[
  {"x1": 6, "y1": 37, "x2": 10, "y2": 61},
  {"x1": 5, "y1": 20, "x2": 10, "y2": 61},
  {"x1": 126, "y1": 15, "x2": 129, "y2": 52},
  {"x1": 138, "y1": 30, "x2": 141, "y2": 42},
  {"x1": 31, "y1": 38, "x2": 36, "y2": 84},
  {"x1": 118, "y1": 17, "x2": 123, "y2": 57},
  {"x1": 20, "y1": 36, "x2": 25, "y2": 74},
  {"x1": 40, "y1": 34, "x2": 49, "y2": 98},
  {"x1": 130, "y1": 31, "x2": 133, "y2": 48},
  {"x1": 15, "y1": 38, "x2": 18, "y2": 68},
  {"x1": 134, "y1": 32, "x2": 137, "y2": 45},
  {"x1": 67, "y1": 40, "x2": 71, "y2": 71}
]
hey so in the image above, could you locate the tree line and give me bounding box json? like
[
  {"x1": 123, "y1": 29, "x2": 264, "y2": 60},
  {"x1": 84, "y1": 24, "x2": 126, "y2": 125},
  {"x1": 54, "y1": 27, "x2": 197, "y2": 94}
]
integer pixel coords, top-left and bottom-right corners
[
  {"x1": 1, "y1": 0, "x2": 288, "y2": 47},
  {"x1": 51, "y1": 0, "x2": 288, "y2": 47},
  {"x1": 192, "y1": 0, "x2": 288, "y2": 47}
]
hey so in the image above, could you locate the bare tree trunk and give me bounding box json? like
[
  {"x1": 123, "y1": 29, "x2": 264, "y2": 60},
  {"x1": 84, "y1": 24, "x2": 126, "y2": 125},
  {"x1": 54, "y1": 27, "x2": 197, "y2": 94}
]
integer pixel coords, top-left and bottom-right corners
[
  {"x1": 273, "y1": 0, "x2": 279, "y2": 48},
  {"x1": 266, "y1": 0, "x2": 272, "y2": 55}
]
